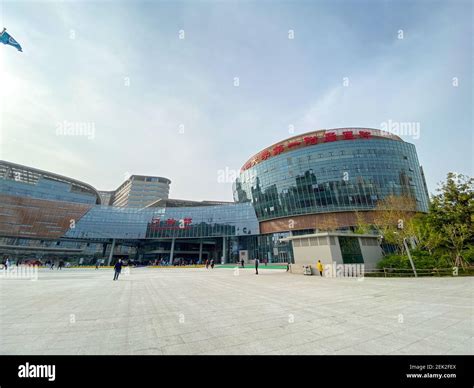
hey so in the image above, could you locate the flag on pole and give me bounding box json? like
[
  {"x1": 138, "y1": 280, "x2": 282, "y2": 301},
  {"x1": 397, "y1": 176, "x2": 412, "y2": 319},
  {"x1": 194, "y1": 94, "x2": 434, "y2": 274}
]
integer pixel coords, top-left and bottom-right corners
[{"x1": 0, "y1": 28, "x2": 23, "y2": 52}]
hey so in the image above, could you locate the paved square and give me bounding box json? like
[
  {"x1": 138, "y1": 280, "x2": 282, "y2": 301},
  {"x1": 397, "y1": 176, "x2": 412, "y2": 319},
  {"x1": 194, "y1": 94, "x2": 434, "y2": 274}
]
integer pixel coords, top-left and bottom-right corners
[{"x1": 0, "y1": 267, "x2": 472, "y2": 355}]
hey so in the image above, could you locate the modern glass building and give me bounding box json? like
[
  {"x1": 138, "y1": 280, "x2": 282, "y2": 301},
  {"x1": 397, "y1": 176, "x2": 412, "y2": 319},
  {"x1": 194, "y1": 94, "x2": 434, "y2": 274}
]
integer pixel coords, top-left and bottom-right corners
[
  {"x1": 234, "y1": 128, "x2": 429, "y2": 235},
  {"x1": 0, "y1": 128, "x2": 429, "y2": 265}
]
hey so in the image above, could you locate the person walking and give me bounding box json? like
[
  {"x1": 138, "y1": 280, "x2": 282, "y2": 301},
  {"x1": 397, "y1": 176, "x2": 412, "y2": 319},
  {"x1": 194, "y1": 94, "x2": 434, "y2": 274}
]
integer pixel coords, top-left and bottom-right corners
[
  {"x1": 50, "y1": 261, "x2": 54, "y2": 270},
  {"x1": 5, "y1": 257, "x2": 10, "y2": 270},
  {"x1": 210, "y1": 259, "x2": 215, "y2": 269},
  {"x1": 241, "y1": 258, "x2": 245, "y2": 268},
  {"x1": 286, "y1": 261, "x2": 290, "y2": 272},
  {"x1": 255, "y1": 257, "x2": 259, "y2": 275},
  {"x1": 58, "y1": 260, "x2": 64, "y2": 270},
  {"x1": 113, "y1": 259, "x2": 123, "y2": 281},
  {"x1": 205, "y1": 259, "x2": 209, "y2": 269},
  {"x1": 316, "y1": 260, "x2": 324, "y2": 277}
]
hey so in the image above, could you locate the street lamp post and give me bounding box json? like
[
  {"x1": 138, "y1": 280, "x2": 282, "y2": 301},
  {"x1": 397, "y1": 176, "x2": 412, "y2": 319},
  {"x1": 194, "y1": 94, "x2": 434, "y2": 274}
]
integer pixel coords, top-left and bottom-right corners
[{"x1": 403, "y1": 237, "x2": 417, "y2": 278}]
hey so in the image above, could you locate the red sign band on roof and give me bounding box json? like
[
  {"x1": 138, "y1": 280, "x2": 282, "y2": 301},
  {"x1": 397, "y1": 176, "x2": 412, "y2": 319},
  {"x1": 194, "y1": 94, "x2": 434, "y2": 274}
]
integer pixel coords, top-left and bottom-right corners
[{"x1": 240, "y1": 128, "x2": 398, "y2": 172}]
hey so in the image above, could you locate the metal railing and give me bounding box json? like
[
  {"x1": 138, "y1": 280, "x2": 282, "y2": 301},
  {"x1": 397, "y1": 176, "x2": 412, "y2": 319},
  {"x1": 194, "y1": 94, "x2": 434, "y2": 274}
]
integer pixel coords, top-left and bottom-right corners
[{"x1": 380, "y1": 267, "x2": 474, "y2": 277}]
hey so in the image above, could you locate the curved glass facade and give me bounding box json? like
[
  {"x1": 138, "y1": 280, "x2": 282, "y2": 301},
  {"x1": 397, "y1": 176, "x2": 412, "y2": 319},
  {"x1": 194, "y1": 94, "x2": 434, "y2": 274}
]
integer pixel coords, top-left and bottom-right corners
[
  {"x1": 0, "y1": 176, "x2": 98, "y2": 205},
  {"x1": 63, "y1": 203, "x2": 259, "y2": 240},
  {"x1": 234, "y1": 138, "x2": 429, "y2": 221},
  {"x1": 0, "y1": 160, "x2": 101, "y2": 204}
]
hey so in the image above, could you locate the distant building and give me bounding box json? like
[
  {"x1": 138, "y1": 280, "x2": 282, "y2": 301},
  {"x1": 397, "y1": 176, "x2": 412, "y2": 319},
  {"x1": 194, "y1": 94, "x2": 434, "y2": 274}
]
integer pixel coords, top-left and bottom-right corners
[
  {"x1": 98, "y1": 190, "x2": 114, "y2": 206},
  {"x1": 110, "y1": 175, "x2": 171, "y2": 208}
]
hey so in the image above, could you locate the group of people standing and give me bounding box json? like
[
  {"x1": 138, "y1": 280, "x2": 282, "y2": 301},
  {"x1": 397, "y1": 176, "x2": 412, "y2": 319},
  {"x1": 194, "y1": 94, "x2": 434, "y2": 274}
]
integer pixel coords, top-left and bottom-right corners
[
  {"x1": 240, "y1": 257, "x2": 268, "y2": 275},
  {"x1": 47, "y1": 260, "x2": 65, "y2": 270},
  {"x1": 239, "y1": 258, "x2": 261, "y2": 275},
  {"x1": 243, "y1": 258, "x2": 325, "y2": 276},
  {"x1": 204, "y1": 259, "x2": 215, "y2": 269}
]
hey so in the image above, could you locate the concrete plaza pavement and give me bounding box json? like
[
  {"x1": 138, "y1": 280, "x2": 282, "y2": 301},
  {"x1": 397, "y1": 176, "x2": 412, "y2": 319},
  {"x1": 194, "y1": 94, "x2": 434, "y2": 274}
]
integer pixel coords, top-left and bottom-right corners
[{"x1": 0, "y1": 266, "x2": 472, "y2": 355}]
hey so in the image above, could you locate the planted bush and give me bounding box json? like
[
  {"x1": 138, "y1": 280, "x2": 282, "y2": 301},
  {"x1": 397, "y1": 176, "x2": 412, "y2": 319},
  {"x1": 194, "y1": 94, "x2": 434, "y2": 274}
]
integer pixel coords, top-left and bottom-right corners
[{"x1": 377, "y1": 250, "x2": 451, "y2": 270}]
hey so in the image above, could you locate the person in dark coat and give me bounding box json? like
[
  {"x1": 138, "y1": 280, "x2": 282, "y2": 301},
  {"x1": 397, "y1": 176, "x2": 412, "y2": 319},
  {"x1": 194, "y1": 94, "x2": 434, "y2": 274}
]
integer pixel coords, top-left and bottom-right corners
[
  {"x1": 113, "y1": 259, "x2": 123, "y2": 281},
  {"x1": 255, "y1": 258, "x2": 259, "y2": 275}
]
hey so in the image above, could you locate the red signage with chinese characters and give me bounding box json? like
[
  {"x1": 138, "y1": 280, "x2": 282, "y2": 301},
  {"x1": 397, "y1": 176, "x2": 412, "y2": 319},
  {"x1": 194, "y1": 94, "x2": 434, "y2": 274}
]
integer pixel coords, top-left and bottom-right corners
[
  {"x1": 240, "y1": 128, "x2": 385, "y2": 172},
  {"x1": 150, "y1": 217, "x2": 193, "y2": 230}
]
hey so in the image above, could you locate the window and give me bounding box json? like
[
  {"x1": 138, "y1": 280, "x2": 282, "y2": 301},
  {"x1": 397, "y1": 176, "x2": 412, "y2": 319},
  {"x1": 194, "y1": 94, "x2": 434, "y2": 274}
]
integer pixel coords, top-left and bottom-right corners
[{"x1": 318, "y1": 236, "x2": 328, "y2": 245}]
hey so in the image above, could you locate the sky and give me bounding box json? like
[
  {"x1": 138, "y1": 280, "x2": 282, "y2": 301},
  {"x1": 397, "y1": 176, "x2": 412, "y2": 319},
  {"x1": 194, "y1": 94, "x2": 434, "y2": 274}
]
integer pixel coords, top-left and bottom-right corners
[{"x1": 0, "y1": 0, "x2": 472, "y2": 201}]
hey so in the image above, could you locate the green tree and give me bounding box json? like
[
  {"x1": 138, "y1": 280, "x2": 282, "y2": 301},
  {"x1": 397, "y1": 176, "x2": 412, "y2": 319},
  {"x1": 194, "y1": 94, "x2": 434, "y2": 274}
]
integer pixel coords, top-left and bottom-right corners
[
  {"x1": 372, "y1": 195, "x2": 417, "y2": 252},
  {"x1": 354, "y1": 210, "x2": 372, "y2": 234},
  {"x1": 443, "y1": 223, "x2": 471, "y2": 268},
  {"x1": 426, "y1": 173, "x2": 474, "y2": 267},
  {"x1": 411, "y1": 214, "x2": 443, "y2": 255}
]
